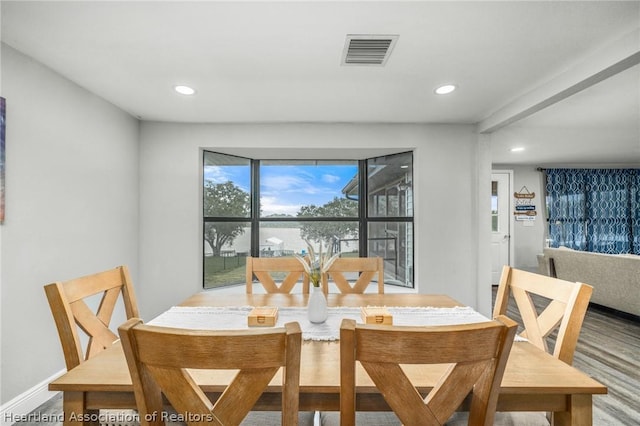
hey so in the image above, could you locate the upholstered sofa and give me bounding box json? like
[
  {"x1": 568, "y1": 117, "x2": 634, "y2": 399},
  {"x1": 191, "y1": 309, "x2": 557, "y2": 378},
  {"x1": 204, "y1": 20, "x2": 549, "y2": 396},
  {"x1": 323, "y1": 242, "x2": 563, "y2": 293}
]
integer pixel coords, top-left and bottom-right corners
[{"x1": 539, "y1": 247, "x2": 640, "y2": 317}]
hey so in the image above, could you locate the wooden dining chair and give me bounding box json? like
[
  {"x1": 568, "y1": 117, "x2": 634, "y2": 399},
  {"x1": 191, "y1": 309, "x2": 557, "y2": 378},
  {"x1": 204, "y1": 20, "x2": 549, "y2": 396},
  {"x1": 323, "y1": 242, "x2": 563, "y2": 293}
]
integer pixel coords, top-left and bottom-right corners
[
  {"x1": 493, "y1": 265, "x2": 593, "y2": 365},
  {"x1": 44, "y1": 265, "x2": 139, "y2": 370},
  {"x1": 246, "y1": 256, "x2": 310, "y2": 294},
  {"x1": 321, "y1": 257, "x2": 384, "y2": 296},
  {"x1": 337, "y1": 315, "x2": 517, "y2": 426},
  {"x1": 44, "y1": 266, "x2": 140, "y2": 425},
  {"x1": 478, "y1": 265, "x2": 594, "y2": 426},
  {"x1": 118, "y1": 318, "x2": 303, "y2": 426}
]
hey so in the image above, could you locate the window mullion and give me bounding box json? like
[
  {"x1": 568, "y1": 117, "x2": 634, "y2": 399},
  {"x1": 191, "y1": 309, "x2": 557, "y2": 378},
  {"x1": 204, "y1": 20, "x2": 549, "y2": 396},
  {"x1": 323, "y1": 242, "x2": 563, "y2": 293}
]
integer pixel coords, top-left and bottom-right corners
[
  {"x1": 359, "y1": 159, "x2": 368, "y2": 257},
  {"x1": 250, "y1": 160, "x2": 260, "y2": 258}
]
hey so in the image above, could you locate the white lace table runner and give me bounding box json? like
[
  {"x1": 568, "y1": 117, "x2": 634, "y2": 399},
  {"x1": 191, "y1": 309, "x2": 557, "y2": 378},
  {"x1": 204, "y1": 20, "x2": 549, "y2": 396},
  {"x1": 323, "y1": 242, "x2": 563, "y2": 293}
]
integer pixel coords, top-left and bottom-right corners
[{"x1": 149, "y1": 306, "x2": 490, "y2": 341}]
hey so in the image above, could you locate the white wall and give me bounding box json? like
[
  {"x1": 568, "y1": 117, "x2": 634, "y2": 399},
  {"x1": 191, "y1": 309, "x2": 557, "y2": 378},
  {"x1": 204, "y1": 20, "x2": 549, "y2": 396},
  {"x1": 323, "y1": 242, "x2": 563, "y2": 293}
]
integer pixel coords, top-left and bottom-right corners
[
  {"x1": 0, "y1": 44, "x2": 139, "y2": 404},
  {"x1": 511, "y1": 166, "x2": 546, "y2": 269},
  {"x1": 492, "y1": 165, "x2": 546, "y2": 270},
  {"x1": 138, "y1": 122, "x2": 493, "y2": 319},
  {"x1": 0, "y1": 42, "x2": 494, "y2": 407}
]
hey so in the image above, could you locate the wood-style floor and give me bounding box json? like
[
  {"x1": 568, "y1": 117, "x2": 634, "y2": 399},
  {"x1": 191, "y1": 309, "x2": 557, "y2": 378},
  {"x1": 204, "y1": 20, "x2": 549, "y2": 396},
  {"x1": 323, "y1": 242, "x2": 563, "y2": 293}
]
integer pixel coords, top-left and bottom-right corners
[
  {"x1": 13, "y1": 289, "x2": 640, "y2": 426},
  {"x1": 502, "y1": 293, "x2": 640, "y2": 425},
  {"x1": 562, "y1": 306, "x2": 640, "y2": 425}
]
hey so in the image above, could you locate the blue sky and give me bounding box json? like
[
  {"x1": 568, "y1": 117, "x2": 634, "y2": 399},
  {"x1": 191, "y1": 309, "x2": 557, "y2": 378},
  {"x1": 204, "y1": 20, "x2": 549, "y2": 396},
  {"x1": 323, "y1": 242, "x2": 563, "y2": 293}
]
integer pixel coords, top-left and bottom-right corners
[{"x1": 204, "y1": 163, "x2": 358, "y2": 216}]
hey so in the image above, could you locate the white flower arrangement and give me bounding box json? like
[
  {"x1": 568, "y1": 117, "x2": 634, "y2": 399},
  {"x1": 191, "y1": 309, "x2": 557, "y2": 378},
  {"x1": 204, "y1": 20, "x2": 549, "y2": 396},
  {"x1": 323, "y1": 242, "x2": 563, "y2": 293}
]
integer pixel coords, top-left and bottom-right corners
[{"x1": 294, "y1": 240, "x2": 340, "y2": 287}]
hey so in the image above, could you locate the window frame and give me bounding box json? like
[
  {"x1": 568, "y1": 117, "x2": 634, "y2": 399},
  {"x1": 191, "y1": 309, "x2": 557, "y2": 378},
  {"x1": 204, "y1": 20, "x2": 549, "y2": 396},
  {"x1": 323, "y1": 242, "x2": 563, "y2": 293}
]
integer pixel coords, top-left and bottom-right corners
[{"x1": 203, "y1": 151, "x2": 414, "y2": 288}]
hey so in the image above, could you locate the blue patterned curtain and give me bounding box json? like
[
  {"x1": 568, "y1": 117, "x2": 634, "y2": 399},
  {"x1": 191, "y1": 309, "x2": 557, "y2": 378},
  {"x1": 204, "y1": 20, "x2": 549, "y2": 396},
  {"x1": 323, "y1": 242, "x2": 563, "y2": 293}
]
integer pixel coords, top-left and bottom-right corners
[{"x1": 545, "y1": 169, "x2": 640, "y2": 254}]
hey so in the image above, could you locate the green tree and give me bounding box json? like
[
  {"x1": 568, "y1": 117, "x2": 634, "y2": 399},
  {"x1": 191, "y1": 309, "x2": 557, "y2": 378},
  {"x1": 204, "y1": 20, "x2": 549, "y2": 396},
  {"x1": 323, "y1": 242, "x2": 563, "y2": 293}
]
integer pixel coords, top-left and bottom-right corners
[
  {"x1": 298, "y1": 197, "x2": 358, "y2": 250},
  {"x1": 203, "y1": 181, "x2": 250, "y2": 256}
]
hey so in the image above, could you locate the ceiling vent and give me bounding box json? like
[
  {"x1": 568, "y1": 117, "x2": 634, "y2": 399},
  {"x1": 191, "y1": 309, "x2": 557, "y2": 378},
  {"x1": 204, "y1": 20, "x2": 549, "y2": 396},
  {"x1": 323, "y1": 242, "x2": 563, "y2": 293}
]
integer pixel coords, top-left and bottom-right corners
[{"x1": 342, "y1": 34, "x2": 398, "y2": 66}]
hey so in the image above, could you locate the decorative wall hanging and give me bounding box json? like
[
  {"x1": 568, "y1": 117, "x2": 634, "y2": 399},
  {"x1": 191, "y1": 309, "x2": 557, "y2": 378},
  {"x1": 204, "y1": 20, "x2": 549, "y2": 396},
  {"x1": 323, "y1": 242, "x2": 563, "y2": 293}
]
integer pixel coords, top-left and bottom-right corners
[
  {"x1": 0, "y1": 97, "x2": 5, "y2": 224},
  {"x1": 514, "y1": 186, "x2": 537, "y2": 221}
]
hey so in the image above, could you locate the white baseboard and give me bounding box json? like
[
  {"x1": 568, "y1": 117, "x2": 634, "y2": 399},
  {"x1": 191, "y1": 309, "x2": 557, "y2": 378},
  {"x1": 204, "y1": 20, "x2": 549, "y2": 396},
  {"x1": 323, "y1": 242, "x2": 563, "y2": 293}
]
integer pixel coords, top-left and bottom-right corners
[{"x1": 1, "y1": 369, "x2": 65, "y2": 426}]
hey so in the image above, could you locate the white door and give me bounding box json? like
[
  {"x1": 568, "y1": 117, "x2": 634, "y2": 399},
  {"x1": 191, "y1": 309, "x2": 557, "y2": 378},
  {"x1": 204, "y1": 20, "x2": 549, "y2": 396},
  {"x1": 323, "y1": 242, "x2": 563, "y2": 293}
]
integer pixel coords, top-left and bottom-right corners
[{"x1": 491, "y1": 172, "x2": 511, "y2": 283}]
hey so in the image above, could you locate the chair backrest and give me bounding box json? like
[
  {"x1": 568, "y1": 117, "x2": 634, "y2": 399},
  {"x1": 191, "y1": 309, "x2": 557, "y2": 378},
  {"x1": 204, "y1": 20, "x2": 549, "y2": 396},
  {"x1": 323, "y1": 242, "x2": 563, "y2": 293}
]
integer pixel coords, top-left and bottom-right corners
[
  {"x1": 245, "y1": 256, "x2": 310, "y2": 294},
  {"x1": 339, "y1": 315, "x2": 517, "y2": 426},
  {"x1": 493, "y1": 265, "x2": 593, "y2": 365},
  {"x1": 44, "y1": 265, "x2": 139, "y2": 370},
  {"x1": 321, "y1": 257, "x2": 384, "y2": 295},
  {"x1": 118, "y1": 318, "x2": 302, "y2": 426}
]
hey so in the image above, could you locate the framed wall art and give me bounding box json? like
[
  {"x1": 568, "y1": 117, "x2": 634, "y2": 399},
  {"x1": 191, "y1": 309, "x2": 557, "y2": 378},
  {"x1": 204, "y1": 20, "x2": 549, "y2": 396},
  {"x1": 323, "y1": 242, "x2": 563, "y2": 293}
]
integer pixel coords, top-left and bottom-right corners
[{"x1": 1, "y1": 96, "x2": 5, "y2": 223}]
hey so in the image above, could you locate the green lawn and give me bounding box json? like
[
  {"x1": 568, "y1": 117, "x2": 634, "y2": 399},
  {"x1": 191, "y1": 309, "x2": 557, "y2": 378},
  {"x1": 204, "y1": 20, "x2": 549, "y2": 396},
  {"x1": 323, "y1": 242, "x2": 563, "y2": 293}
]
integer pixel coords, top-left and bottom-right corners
[{"x1": 204, "y1": 256, "x2": 246, "y2": 288}]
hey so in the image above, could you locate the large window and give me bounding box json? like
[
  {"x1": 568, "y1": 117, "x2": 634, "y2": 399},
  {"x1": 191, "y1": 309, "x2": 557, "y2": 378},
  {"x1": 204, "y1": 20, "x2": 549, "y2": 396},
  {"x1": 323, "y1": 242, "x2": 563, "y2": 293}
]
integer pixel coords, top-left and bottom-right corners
[
  {"x1": 545, "y1": 168, "x2": 639, "y2": 254},
  {"x1": 203, "y1": 151, "x2": 413, "y2": 289}
]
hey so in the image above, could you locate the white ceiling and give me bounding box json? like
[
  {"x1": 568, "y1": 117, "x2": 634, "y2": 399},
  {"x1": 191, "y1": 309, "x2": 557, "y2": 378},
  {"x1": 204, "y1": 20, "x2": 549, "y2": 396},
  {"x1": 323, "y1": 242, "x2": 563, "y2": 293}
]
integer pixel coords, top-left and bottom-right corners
[{"x1": 1, "y1": 1, "x2": 639, "y2": 165}]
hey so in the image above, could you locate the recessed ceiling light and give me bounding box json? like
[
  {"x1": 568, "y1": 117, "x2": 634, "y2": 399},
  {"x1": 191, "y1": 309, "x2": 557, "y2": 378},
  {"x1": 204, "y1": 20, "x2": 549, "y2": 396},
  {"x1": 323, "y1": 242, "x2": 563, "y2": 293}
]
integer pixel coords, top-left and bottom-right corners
[
  {"x1": 434, "y1": 84, "x2": 456, "y2": 95},
  {"x1": 174, "y1": 85, "x2": 196, "y2": 95},
  {"x1": 510, "y1": 147, "x2": 525, "y2": 152}
]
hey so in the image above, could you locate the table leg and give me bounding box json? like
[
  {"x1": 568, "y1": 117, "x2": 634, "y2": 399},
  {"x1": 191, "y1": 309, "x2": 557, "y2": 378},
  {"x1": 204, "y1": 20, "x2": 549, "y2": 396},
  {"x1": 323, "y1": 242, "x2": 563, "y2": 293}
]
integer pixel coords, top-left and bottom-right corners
[
  {"x1": 62, "y1": 392, "x2": 99, "y2": 426},
  {"x1": 552, "y1": 394, "x2": 593, "y2": 426}
]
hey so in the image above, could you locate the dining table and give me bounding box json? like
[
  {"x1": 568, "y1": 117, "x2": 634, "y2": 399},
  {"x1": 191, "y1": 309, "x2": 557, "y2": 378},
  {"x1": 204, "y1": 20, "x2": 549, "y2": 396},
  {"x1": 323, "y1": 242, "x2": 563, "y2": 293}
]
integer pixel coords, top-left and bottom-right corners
[{"x1": 49, "y1": 292, "x2": 607, "y2": 426}]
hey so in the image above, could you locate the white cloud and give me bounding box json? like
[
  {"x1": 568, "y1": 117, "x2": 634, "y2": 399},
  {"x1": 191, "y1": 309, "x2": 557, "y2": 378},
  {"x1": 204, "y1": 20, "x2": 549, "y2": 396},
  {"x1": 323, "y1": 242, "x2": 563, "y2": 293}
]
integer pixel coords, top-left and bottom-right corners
[
  {"x1": 260, "y1": 196, "x2": 301, "y2": 216},
  {"x1": 203, "y1": 166, "x2": 229, "y2": 183},
  {"x1": 261, "y1": 174, "x2": 321, "y2": 195},
  {"x1": 203, "y1": 166, "x2": 250, "y2": 192},
  {"x1": 322, "y1": 174, "x2": 340, "y2": 184}
]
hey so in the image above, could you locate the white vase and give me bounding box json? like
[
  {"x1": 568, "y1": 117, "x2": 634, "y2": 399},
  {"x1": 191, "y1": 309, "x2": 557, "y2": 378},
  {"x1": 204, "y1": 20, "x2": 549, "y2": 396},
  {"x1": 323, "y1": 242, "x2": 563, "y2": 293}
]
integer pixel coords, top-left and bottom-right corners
[{"x1": 308, "y1": 286, "x2": 328, "y2": 323}]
